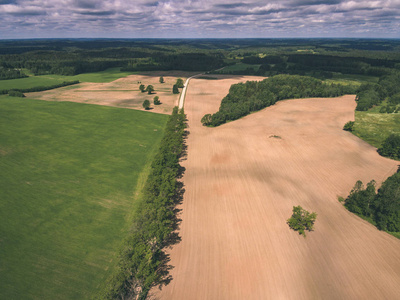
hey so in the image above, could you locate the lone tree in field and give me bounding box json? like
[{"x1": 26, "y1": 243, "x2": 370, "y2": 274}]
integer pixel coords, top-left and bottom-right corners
[
  {"x1": 287, "y1": 206, "x2": 317, "y2": 237},
  {"x1": 159, "y1": 76, "x2": 165, "y2": 83},
  {"x1": 139, "y1": 84, "x2": 145, "y2": 92},
  {"x1": 176, "y1": 78, "x2": 184, "y2": 88},
  {"x1": 153, "y1": 96, "x2": 161, "y2": 105},
  {"x1": 173, "y1": 84, "x2": 179, "y2": 94},
  {"x1": 146, "y1": 85, "x2": 154, "y2": 94},
  {"x1": 142, "y1": 99, "x2": 150, "y2": 110}
]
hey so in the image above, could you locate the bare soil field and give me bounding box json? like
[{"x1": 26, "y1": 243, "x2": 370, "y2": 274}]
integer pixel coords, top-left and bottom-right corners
[
  {"x1": 153, "y1": 76, "x2": 400, "y2": 299},
  {"x1": 26, "y1": 72, "x2": 196, "y2": 114}
]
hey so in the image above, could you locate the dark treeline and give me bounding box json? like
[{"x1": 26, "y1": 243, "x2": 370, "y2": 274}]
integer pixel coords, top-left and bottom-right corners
[
  {"x1": 201, "y1": 75, "x2": 356, "y2": 127},
  {"x1": 2, "y1": 38, "x2": 400, "y2": 77},
  {"x1": 0, "y1": 40, "x2": 226, "y2": 76},
  {"x1": 99, "y1": 107, "x2": 187, "y2": 300},
  {"x1": 344, "y1": 169, "x2": 400, "y2": 233},
  {"x1": 238, "y1": 53, "x2": 398, "y2": 78},
  {"x1": 0, "y1": 80, "x2": 79, "y2": 95},
  {"x1": 121, "y1": 53, "x2": 224, "y2": 72},
  {"x1": 355, "y1": 72, "x2": 400, "y2": 111},
  {"x1": 2, "y1": 38, "x2": 400, "y2": 55}
]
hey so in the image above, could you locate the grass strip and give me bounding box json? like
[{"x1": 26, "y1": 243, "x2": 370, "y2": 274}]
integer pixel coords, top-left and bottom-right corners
[{"x1": 0, "y1": 80, "x2": 79, "y2": 94}]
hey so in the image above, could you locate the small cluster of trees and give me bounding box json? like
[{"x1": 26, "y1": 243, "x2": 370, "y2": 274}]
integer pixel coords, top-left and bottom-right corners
[
  {"x1": 172, "y1": 78, "x2": 184, "y2": 94},
  {"x1": 378, "y1": 134, "x2": 400, "y2": 160},
  {"x1": 344, "y1": 169, "x2": 400, "y2": 232},
  {"x1": 139, "y1": 84, "x2": 154, "y2": 94},
  {"x1": 142, "y1": 96, "x2": 161, "y2": 110},
  {"x1": 201, "y1": 75, "x2": 356, "y2": 127},
  {"x1": 99, "y1": 107, "x2": 187, "y2": 299}
]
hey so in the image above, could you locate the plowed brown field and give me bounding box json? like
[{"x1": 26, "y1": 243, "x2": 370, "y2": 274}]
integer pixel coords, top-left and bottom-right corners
[
  {"x1": 26, "y1": 72, "x2": 193, "y2": 114},
  {"x1": 153, "y1": 76, "x2": 400, "y2": 300}
]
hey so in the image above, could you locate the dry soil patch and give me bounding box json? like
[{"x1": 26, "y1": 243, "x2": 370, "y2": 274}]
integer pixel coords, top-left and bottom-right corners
[
  {"x1": 153, "y1": 77, "x2": 400, "y2": 300},
  {"x1": 26, "y1": 72, "x2": 194, "y2": 114}
]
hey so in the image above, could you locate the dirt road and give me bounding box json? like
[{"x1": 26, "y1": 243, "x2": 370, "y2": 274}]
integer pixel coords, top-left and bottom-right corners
[{"x1": 153, "y1": 75, "x2": 400, "y2": 299}]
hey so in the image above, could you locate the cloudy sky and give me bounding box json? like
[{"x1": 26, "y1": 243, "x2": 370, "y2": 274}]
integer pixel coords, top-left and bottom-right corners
[{"x1": 0, "y1": 0, "x2": 399, "y2": 39}]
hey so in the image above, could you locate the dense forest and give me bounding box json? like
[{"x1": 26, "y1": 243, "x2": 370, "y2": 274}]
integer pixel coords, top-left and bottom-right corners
[
  {"x1": 1, "y1": 38, "x2": 400, "y2": 77},
  {"x1": 344, "y1": 169, "x2": 400, "y2": 233},
  {"x1": 201, "y1": 75, "x2": 356, "y2": 127}
]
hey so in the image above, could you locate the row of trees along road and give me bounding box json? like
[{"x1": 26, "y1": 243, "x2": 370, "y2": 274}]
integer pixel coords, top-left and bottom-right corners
[{"x1": 99, "y1": 107, "x2": 187, "y2": 300}]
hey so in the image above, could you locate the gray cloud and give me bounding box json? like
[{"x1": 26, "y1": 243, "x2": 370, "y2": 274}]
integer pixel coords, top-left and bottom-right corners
[
  {"x1": 0, "y1": 0, "x2": 398, "y2": 38},
  {"x1": 0, "y1": 0, "x2": 16, "y2": 4},
  {"x1": 72, "y1": 0, "x2": 98, "y2": 9}
]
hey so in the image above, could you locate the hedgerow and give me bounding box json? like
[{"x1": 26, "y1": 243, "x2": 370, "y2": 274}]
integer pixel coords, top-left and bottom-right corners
[
  {"x1": 98, "y1": 107, "x2": 187, "y2": 300},
  {"x1": 0, "y1": 80, "x2": 79, "y2": 95}
]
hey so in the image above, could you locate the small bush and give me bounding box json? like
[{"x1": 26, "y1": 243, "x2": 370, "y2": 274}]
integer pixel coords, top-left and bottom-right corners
[
  {"x1": 8, "y1": 90, "x2": 25, "y2": 97},
  {"x1": 379, "y1": 106, "x2": 387, "y2": 113},
  {"x1": 343, "y1": 121, "x2": 354, "y2": 132},
  {"x1": 287, "y1": 206, "x2": 317, "y2": 237},
  {"x1": 201, "y1": 114, "x2": 212, "y2": 126},
  {"x1": 153, "y1": 96, "x2": 161, "y2": 105},
  {"x1": 386, "y1": 106, "x2": 396, "y2": 113}
]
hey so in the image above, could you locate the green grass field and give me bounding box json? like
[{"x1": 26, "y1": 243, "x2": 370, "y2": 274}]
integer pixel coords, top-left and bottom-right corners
[
  {"x1": 0, "y1": 75, "x2": 70, "y2": 91},
  {"x1": 0, "y1": 68, "x2": 136, "y2": 91},
  {"x1": 324, "y1": 73, "x2": 379, "y2": 86},
  {"x1": 69, "y1": 68, "x2": 136, "y2": 83},
  {"x1": 0, "y1": 96, "x2": 168, "y2": 299},
  {"x1": 217, "y1": 63, "x2": 261, "y2": 73},
  {"x1": 353, "y1": 110, "x2": 400, "y2": 148}
]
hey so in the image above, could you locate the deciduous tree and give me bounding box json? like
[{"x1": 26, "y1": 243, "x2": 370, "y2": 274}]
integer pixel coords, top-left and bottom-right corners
[
  {"x1": 146, "y1": 85, "x2": 154, "y2": 94},
  {"x1": 176, "y1": 78, "x2": 184, "y2": 88},
  {"x1": 287, "y1": 206, "x2": 317, "y2": 237},
  {"x1": 142, "y1": 99, "x2": 150, "y2": 110}
]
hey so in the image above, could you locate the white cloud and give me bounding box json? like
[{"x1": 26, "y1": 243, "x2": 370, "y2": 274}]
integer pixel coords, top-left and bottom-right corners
[{"x1": 0, "y1": 0, "x2": 399, "y2": 38}]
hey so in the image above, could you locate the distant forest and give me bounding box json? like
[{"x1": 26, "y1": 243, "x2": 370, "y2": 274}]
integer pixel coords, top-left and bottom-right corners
[
  {"x1": 2, "y1": 39, "x2": 400, "y2": 115},
  {"x1": 1, "y1": 38, "x2": 400, "y2": 78}
]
